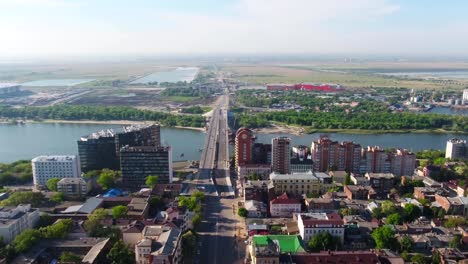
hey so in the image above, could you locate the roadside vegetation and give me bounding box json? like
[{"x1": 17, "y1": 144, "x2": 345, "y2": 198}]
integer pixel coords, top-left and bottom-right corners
[{"x1": 0, "y1": 160, "x2": 32, "y2": 185}]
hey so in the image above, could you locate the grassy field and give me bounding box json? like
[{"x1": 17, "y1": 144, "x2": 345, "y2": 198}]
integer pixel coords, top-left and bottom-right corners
[
  {"x1": 165, "y1": 96, "x2": 198, "y2": 103},
  {"x1": 221, "y1": 62, "x2": 468, "y2": 90}
]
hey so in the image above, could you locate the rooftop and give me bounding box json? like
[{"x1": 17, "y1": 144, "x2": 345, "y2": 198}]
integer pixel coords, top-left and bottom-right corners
[
  {"x1": 298, "y1": 212, "x2": 344, "y2": 226},
  {"x1": 252, "y1": 235, "x2": 305, "y2": 254},
  {"x1": 31, "y1": 155, "x2": 77, "y2": 162},
  {"x1": 270, "y1": 171, "x2": 319, "y2": 181},
  {"x1": 121, "y1": 123, "x2": 159, "y2": 133},
  {"x1": 366, "y1": 173, "x2": 395, "y2": 179},
  {"x1": 80, "y1": 129, "x2": 115, "y2": 140},
  {"x1": 58, "y1": 177, "x2": 85, "y2": 185}
]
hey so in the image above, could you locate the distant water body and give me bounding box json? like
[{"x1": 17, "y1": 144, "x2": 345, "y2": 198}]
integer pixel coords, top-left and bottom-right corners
[
  {"x1": 426, "y1": 107, "x2": 468, "y2": 116},
  {"x1": 130, "y1": 67, "x2": 199, "y2": 84},
  {"x1": 0, "y1": 123, "x2": 467, "y2": 163},
  {"x1": 22, "y1": 79, "x2": 95, "y2": 87},
  {"x1": 378, "y1": 71, "x2": 468, "y2": 79}
]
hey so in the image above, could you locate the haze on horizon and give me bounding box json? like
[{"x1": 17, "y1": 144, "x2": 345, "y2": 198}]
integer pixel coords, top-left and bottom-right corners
[{"x1": 1, "y1": 0, "x2": 468, "y2": 59}]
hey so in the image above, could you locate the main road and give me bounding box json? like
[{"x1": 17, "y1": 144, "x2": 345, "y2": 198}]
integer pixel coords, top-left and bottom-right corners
[{"x1": 193, "y1": 92, "x2": 244, "y2": 264}]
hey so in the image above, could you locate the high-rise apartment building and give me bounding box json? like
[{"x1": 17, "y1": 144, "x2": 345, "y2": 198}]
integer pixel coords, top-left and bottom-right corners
[
  {"x1": 271, "y1": 137, "x2": 291, "y2": 174},
  {"x1": 115, "y1": 124, "x2": 161, "y2": 157},
  {"x1": 310, "y1": 137, "x2": 361, "y2": 172},
  {"x1": 252, "y1": 143, "x2": 272, "y2": 164},
  {"x1": 31, "y1": 155, "x2": 81, "y2": 188},
  {"x1": 446, "y1": 138, "x2": 467, "y2": 160},
  {"x1": 235, "y1": 128, "x2": 253, "y2": 168},
  {"x1": 78, "y1": 129, "x2": 119, "y2": 172},
  {"x1": 120, "y1": 146, "x2": 173, "y2": 189},
  {"x1": 363, "y1": 146, "x2": 391, "y2": 173},
  {"x1": 389, "y1": 149, "x2": 416, "y2": 176}
]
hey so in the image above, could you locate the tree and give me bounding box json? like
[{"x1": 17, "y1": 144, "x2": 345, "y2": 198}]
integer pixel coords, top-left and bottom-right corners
[
  {"x1": 387, "y1": 213, "x2": 403, "y2": 225},
  {"x1": 308, "y1": 232, "x2": 341, "y2": 252},
  {"x1": 46, "y1": 178, "x2": 60, "y2": 191},
  {"x1": 84, "y1": 208, "x2": 108, "y2": 236},
  {"x1": 192, "y1": 191, "x2": 205, "y2": 201},
  {"x1": 399, "y1": 236, "x2": 413, "y2": 252},
  {"x1": 12, "y1": 229, "x2": 42, "y2": 253},
  {"x1": 411, "y1": 253, "x2": 429, "y2": 264},
  {"x1": 343, "y1": 173, "x2": 352, "y2": 186},
  {"x1": 445, "y1": 216, "x2": 467, "y2": 228},
  {"x1": 97, "y1": 169, "x2": 119, "y2": 190},
  {"x1": 449, "y1": 235, "x2": 462, "y2": 249},
  {"x1": 148, "y1": 196, "x2": 165, "y2": 215},
  {"x1": 372, "y1": 207, "x2": 383, "y2": 219},
  {"x1": 182, "y1": 230, "x2": 197, "y2": 260},
  {"x1": 50, "y1": 192, "x2": 65, "y2": 203},
  {"x1": 107, "y1": 240, "x2": 134, "y2": 264},
  {"x1": 371, "y1": 226, "x2": 398, "y2": 250},
  {"x1": 145, "y1": 175, "x2": 159, "y2": 189},
  {"x1": 40, "y1": 219, "x2": 73, "y2": 239},
  {"x1": 1, "y1": 191, "x2": 45, "y2": 207},
  {"x1": 340, "y1": 208, "x2": 358, "y2": 216},
  {"x1": 192, "y1": 213, "x2": 202, "y2": 228},
  {"x1": 60, "y1": 252, "x2": 82, "y2": 263},
  {"x1": 238, "y1": 207, "x2": 248, "y2": 218},
  {"x1": 111, "y1": 205, "x2": 128, "y2": 219},
  {"x1": 404, "y1": 203, "x2": 421, "y2": 222},
  {"x1": 381, "y1": 201, "x2": 397, "y2": 216}
]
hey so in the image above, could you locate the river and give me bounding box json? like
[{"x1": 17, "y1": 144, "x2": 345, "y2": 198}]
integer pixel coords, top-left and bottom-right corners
[{"x1": 0, "y1": 123, "x2": 466, "y2": 163}]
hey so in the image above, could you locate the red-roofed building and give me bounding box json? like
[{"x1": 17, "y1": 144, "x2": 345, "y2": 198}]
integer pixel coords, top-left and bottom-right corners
[
  {"x1": 270, "y1": 193, "x2": 301, "y2": 217},
  {"x1": 297, "y1": 212, "x2": 345, "y2": 242},
  {"x1": 290, "y1": 251, "x2": 380, "y2": 264}
]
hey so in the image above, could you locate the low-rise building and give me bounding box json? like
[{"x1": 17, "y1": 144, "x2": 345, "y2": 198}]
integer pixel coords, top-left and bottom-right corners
[
  {"x1": 350, "y1": 174, "x2": 369, "y2": 185},
  {"x1": 238, "y1": 164, "x2": 272, "y2": 181},
  {"x1": 0, "y1": 204, "x2": 40, "y2": 243},
  {"x1": 249, "y1": 235, "x2": 306, "y2": 264},
  {"x1": 135, "y1": 225, "x2": 182, "y2": 264},
  {"x1": 297, "y1": 212, "x2": 345, "y2": 243},
  {"x1": 328, "y1": 171, "x2": 347, "y2": 184},
  {"x1": 269, "y1": 171, "x2": 320, "y2": 196},
  {"x1": 344, "y1": 185, "x2": 376, "y2": 200},
  {"x1": 245, "y1": 200, "x2": 268, "y2": 218},
  {"x1": 305, "y1": 198, "x2": 337, "y2": 213},
  {"x1": 365, "y1": 172, "x2": 395, "y2": 198},
  {"x1": 414, "y1": 186, "x2": 437, "y2": 201},
  {"x1": 244, "y1": 180, "x2": 271, "y2": 202},
  {"x1": 57, "y1": 177, "x2": 89, "y2": 198},
  {"x1": 270, "y1": 193, "x2": 301, "y2": 217}
]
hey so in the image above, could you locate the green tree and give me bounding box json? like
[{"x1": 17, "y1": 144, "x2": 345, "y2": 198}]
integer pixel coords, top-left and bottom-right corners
[
  {"x1": 381, "y1": 201, "x2": 397, "y2": 216},
  {"x1": 404, "y1": 203, "x2": 421, "y2": 222},
  {"x1": 111, "y1": 205, "x2": 128, "y2": 219},
  {"x1": 432, "y1": 250, "x2": 441, "y2": 264},
  {"x1": 40, "y1": 219, "x2": 73, "y2": 239},
  {"x1": 192, "y1": 191, "x2": 205, "y2": 201},
  {"x1": 399, "y1": 236, "x2": 413, "y2": 252},
  {"x1": 145, "y1": 175, "x2": 159, "y2": 189},
  {"x1": 343, "y1": 173, "x2": 352, "y2": 186},
  {"x1": 445, "y1": 216, "x2": 467, "y2": 228},
  {"x1": 449, "y1": 235, "x2": 462, "y2": 249},
  {"x1": 12, "y1": 229, "x2": 42, "y2": 253},
  {"x1": 387, "y1": 213, "x2": 403, "y2": 225},
  {"x1": 372, "y1": 207, "x2": 383, "y2": 219},
  {"x1": 1, "y1": 191, "x2": 45, "y2": 207},
  {"x1": 97, "y1": 169, "x2": 119, "y2": 190},
  {"x1": 192, "y1": 213, "x2": 202, "y2": 228},
  {"x1": 308, "y1": 232, "x2": 341, "y2": 252},
  {"x1": 46, "y1": 178, "x2": 60, "y2": 191},
  {"x1": 182, "y1": 230, "x2": 197, "y2": 261},
  {"x1": 84, "y1": 208, "x2": 108, "y2": 236},
  {"x1": 411, "y1": 253, "x2": 429, "y2": 264},
  {"x1": 107, "y1": 240, "x2": 134, "y2": 264},
  {"x1": 50, "y1": 192, "x2": 65, "y2": 203},
  {"x1": 238, "y1": 207, "x2": 248, "y2": 218},
  {"x1": 371, "y1": 226, "x2": 398, "y2": 250},
  {"x1": 60, "y1": 252, "x2": 82, "y2": 263}
]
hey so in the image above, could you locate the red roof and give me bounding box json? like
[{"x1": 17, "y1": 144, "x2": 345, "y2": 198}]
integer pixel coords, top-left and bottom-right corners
[
  {"x1": 302, "y1": 213, "x2": 344, "y2": 226},
  {"x1": 292, "y1": 251, "x2": 379, "y2": 264},
  {"x1": 270, "y1": 193, "x2": 301, "y2": 205}
]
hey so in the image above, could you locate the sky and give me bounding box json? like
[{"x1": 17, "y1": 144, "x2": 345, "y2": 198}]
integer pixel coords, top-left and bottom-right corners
[{"x1": 1, "y1": 0, "x2": 468, "y2": 58}]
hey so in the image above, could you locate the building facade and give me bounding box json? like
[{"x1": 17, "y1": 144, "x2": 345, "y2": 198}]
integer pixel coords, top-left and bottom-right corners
[
  {"x1": 270, "y1": 193, "x2": 301, "y2": 217},
  {"x1": 32, "y1": 155, "x2": 81, "y2": 188},
  {"x1": 365, "y1": 172, "x2": 395, "y2": 198},
  {"x1": 0, "y1": 204, "x2": 40, "y2": 243},
  {"x1": 235, "y1": 128, "x2": 253, "y2": 168},
  {"x1": 237, "y1": 164, "x2": 272, "y2": 181},
  {"x1": 445, "y1": 138, "x2": 467, "y2": 160},
  {"x1": 269, "y1": 171, "x2": 320, "y2": 196},
  {"x1": 271, "y1": 137, "x2": 291, "y2": 174},
  {"x1": 310, "y1": 137, "x2": 361, "y2": 173},
  {"x1": 297, "y1": 212, "x2": 345, "y2": 243},
  {"x1": 57, "y1": 177, "x2": 89, "y2": 198},
  {"x1": 362, "y1": 146, "x2": 391, "y2": 173},
  {"x1": 389, "y1": 149, "x2": 416, "y2": 176},
  {"x1": 121, "y1": 146, "x2": 173, "y2": 189},
  {"x1": 78, "y1": 129, "x2": 119, "y2": 172},
  {"x1": 115, "y1": 124, "x2": 161, "y2": 159}
]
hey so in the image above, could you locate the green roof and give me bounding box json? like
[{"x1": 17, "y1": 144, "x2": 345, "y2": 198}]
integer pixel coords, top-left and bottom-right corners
[{"x1": 252, "y1": 235, "x2": 305, "y2": 254}]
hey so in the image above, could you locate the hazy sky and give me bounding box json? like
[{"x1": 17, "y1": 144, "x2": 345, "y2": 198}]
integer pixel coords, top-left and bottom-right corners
[{"x1": 1, "y1": 0, "x2": 468, "y2": 58}]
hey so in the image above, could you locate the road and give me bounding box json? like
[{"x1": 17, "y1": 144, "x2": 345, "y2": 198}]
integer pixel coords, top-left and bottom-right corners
[{"x1": 192, "y1": 92, "x2": 244, "y2": 264}]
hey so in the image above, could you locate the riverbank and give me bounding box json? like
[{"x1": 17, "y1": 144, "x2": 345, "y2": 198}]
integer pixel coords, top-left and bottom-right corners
[
  {"x1": 254, "y1": 123, "x2": 467, "y2": 135},
  {"x1": 17, "y1": 119, "x2": 206, "y2": 132}
]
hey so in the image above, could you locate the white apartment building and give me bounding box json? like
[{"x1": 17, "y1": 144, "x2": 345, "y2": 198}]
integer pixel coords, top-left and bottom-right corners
[
  {"x1": 446, "y1": 139, "x2": 467, "y2": 160},
  {"x1": 297, "y1": 212, "x2": 344, "y2": 243},
  {"x1": 0, "y1": 204, "x2": 40, "y2": 243},
  {"x1": 57, "y1": 178, "x2": 88, "y2": 198},
  {"x1": 32, "y1": 155, "x2": 81, "y2": 188},
  {"x1": 463, "y1": 89, "x2": 468, "y2": 104}
]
